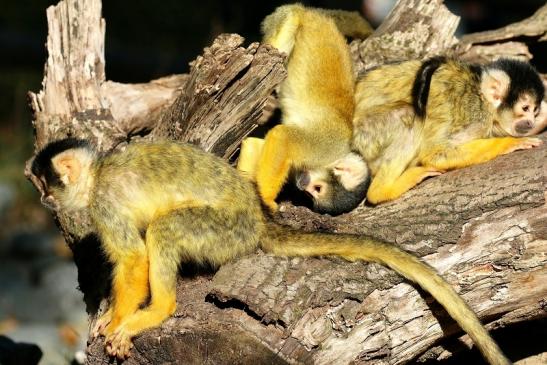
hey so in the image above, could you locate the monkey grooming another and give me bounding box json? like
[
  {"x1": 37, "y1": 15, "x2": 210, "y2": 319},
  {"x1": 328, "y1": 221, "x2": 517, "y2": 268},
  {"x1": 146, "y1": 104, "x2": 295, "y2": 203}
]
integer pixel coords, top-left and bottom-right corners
[{"x1": 237, "y1": 4, "x2": 372, "y2": 215}]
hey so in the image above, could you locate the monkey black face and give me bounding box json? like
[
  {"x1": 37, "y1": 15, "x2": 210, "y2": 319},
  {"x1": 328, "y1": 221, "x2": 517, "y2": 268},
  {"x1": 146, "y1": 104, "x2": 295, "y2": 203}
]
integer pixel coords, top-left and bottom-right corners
[
  {"x1": 295, "y1": 153, "x2": 370, "y2": 215},
  {"x1": 31, "y1": 138, "x2": 93, "y2": 210}
]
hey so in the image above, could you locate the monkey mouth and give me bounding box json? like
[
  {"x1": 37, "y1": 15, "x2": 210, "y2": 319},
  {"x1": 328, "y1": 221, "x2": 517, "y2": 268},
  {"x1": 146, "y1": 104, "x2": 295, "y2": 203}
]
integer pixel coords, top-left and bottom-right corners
[{"x1": 514, "y1": 119, "x2": 534, "y2": 135}]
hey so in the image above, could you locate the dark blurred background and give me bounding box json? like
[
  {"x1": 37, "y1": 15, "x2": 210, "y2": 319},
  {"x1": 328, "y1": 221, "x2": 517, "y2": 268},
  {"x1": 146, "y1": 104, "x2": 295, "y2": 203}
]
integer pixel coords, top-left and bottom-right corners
[{"x1": 0, "y1": 0, "x2": 545, "y2": 364}]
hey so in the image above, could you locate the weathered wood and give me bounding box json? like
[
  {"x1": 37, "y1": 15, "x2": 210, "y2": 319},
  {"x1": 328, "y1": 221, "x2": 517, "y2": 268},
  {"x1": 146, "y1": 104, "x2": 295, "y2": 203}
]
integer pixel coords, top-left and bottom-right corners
[
  {"x1": 457, "y1": 42, "x2": 533, "y2": 64},
  {"x1": 456, "y1": 4, "x2": 547, "y2": 52},
  {"x1": 26, "y1": 0, "x2": 122, "y2": 153},
  {"x1": 151, "y1": 34, "x2": 286, "y2": 160},
  {"x1": 454, "y1": 4, "x2": 547, "y2": 64},
  {"x1": 25, "y1": 0, "x2": 547, "y2": 364},
  {"x1": 350, "y1": 0, "x2": 459, "y2": 73},
  {"x1": 101, "y1": 74, "x2": 188, "y2": 136}
]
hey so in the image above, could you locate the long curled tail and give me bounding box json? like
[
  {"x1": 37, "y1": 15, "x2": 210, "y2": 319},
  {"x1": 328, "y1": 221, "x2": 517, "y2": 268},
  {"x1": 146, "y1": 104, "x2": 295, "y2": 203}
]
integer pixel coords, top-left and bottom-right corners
[{"x1": 261, "y1": 223, "x2": 510, "y2": 365}]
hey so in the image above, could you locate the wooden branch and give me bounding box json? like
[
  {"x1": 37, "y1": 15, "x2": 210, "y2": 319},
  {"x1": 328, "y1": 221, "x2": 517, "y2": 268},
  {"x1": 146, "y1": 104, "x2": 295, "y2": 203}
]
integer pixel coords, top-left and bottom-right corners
[
  {"x1": 101, "y1": 75, "x2": 188, "y2": 136},
  {"x1": 457, "y1": 4, "x2": 547, "y2": 51},
  {"x1": 151, "y1": 34, "x2": 286, "y2": 159},
  {"x1": 454, "y1": 4, "x2": 547, "y2": 63},
  {"x1": 457, "y1": 42, "x2": 532, "y2": 64},
  {"x1": 351, "y1": 0, "x2": 459, "y2": 73}
]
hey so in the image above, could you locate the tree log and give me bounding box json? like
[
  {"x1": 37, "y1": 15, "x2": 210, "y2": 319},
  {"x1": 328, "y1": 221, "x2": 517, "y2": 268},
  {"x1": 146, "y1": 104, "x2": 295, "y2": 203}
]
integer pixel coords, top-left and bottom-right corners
[{"x1": 25, "y1": 0, "x2": 547, "y2": 364}]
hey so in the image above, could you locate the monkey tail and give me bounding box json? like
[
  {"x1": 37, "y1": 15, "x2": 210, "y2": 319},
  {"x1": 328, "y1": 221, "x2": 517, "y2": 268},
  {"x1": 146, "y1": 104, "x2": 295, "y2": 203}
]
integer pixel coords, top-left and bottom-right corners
[
  {"x1": 412, "y1": 56, "x2": 447, "y2": 118},
  {"x1": 261, "y1": 223, "x2": 510, "y2": 365}
]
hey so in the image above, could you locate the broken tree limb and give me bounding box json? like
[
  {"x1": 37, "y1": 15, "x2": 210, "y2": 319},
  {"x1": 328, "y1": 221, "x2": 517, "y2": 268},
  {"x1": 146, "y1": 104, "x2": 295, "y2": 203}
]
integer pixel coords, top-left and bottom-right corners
[
  {"x1": 457, "y1": 4, "x2": 547, "y2": 51},
  {"x1": 101, "y1": 74, "x2": 189, "y2": 136},
  {"x1": 151, "y1": 34, "x2": 286, "y2": 160}
]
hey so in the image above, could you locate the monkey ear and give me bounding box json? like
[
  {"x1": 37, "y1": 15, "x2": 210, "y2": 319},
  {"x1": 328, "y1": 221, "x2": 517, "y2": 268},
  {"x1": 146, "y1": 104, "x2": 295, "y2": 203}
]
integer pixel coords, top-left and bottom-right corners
[
  {"x1": 481, "y1": 69, "x2": 510, "y2": 108},
  {"x1": 52, "y1": 151, "x2": 82, "y2": 185},
  {"x1": 332, "y1": 153, "x2": 369, "y2": 190}
]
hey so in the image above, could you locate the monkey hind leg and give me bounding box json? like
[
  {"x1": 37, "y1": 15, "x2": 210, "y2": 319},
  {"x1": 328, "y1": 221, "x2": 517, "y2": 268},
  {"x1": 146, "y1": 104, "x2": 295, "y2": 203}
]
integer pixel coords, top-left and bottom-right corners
[
  {"x1": 105, "y1": 220, "x2": 178, "y2": 359},
  {"x1": 100, "y1": 249, "x2": 149, "y2": 337},
  {"x1": 421, "y1": 137, "x2": 542, "y2": 171},
  {"x1": 105, "y1": 207, "x2": 261, "y2": 359},
  {"x1": 237, "y1": 137, "x2": 265, "y2": 179},
  {"x1": 256, "y1": 125, "x2": 293, "y2": 211}
]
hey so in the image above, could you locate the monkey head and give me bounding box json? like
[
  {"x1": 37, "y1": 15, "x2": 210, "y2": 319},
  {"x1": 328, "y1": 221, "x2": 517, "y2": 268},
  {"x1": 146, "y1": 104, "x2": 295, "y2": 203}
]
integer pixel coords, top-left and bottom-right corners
[
  {"x1": 481, "y1": 59, "x2": 545, "y2": 137},
  {"x1": 31, "y1": 138, "x2": 96, "y2": 212},
  {"x1": 294, "y1": 152, "x2": 370, "y2": 215}
]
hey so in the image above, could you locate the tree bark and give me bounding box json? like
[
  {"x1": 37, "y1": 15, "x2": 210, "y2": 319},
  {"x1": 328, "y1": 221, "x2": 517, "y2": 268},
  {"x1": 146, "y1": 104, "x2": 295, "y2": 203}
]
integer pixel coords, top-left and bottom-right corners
[{"x1": 25, "y1": 0, "x2": 547, "y2": 364}]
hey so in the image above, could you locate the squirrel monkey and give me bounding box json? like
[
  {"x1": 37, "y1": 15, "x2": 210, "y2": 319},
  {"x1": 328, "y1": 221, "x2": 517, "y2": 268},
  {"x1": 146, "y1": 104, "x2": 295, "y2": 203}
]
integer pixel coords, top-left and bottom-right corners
[
  {"x1": 348, "y1": 57, "x2": 545, "y2": 205},
  {"x1": 237, "y1": 4, "x2": 372, "y2": 215},
  {"x1": 31, "y1": 138, "x2": 510, "y2": 364}
]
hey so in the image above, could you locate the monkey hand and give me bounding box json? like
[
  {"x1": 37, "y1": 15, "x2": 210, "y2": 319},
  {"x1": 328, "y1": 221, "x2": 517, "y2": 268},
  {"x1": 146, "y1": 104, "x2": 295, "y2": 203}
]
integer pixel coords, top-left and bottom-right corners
[
  {"x1": 502, "y1": 137, "x2": 542, "y2": 155},
  {"x1": 106, "y1": 324, "x2": 134, "y2": 360},
  {"x1": 91, "y1": 307, "x2": 113, "y2": 339}
]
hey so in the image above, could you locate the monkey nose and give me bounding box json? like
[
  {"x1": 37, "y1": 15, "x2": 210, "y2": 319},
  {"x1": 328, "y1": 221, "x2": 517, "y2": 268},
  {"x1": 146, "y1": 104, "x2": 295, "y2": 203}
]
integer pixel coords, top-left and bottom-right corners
[
  {"x1": 296, "y1": 172, "x2": 311, "y2": 190},
  {"x1": 515, "y1": 119, "x2": 533, "y2": 134}
]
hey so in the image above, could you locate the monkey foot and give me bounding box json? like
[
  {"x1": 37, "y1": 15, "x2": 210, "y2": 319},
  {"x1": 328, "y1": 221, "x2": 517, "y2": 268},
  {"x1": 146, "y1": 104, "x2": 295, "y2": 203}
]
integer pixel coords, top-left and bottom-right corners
[
  {"x1": 263, "y1": 199, "x2": 279, "y2": 212},
  {"x1": 505, "y1": 137, "x2": 542, "y2": 154},
  {"x1": 91, "y1": 308, "x2": 113, "y2": 339},
  {"x1": 416, "y1": 168, "x2": 443, "y2": 183},
  {"x1": 106, "y1": 326, "x2": 134, "y2": 360}
]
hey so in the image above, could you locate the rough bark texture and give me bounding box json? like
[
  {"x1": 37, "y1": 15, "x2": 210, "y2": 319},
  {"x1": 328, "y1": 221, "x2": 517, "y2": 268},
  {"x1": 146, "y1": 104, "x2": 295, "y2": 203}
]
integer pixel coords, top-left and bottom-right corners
[
  {"x1": 25, "y1": 0, "x2": 547, "y2": 364},
  {"x1": 350, "y1": 0, "x2": 459, "y2": 73},
  {"x1": 151, "y1": 34, "x2": 286, "y2": 160}
]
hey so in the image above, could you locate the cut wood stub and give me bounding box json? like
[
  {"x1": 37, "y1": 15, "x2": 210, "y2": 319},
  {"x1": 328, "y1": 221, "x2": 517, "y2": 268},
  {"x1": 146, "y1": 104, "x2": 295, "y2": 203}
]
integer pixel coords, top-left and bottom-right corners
[
  {"x1": 27, "y1": 0, "x2": 111, "y2": 150},
  {"x1": 152, "y1": 33, "x2": 287, "y2": 160}
]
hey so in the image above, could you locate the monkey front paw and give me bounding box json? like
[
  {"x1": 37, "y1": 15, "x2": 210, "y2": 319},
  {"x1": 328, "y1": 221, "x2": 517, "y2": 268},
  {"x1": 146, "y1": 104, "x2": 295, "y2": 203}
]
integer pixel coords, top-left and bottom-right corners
[
  {"x1": 505, "y1": 137, "x2": 542, "y2": 154},
  {"x1": 91, "y1": 308, "x2": 113, "y2": 339},
  {"x1": 106, "y1": 326, "x2": 134, "y2": 360}
]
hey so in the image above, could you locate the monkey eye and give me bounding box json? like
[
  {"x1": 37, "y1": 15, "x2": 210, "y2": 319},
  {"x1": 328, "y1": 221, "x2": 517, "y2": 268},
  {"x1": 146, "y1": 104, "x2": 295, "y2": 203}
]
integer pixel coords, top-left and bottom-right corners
[
  {"x1": 313, "y1": 185, "x2": 322, "y2": 194},
  {"x1": 522, "y1": 105, "x2": 529, "y2": 112}
]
